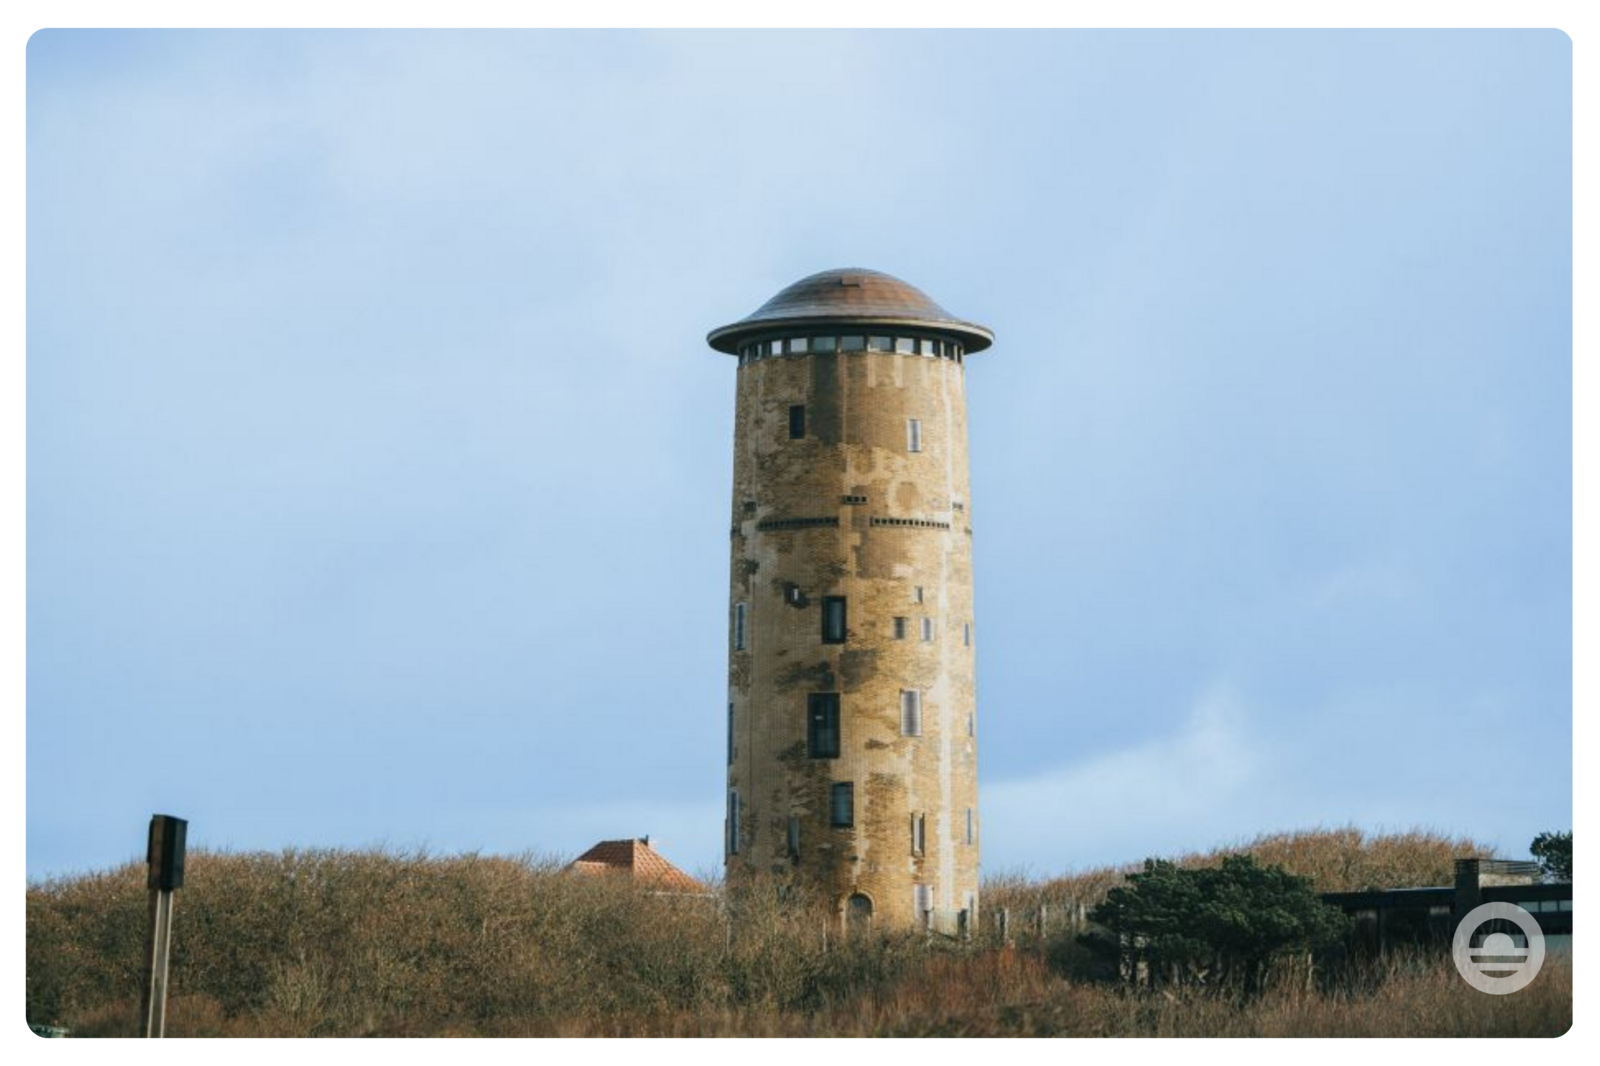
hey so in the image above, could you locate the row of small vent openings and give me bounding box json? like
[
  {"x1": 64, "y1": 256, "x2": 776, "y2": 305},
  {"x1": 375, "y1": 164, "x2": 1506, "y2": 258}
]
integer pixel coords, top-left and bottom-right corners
[{"x1": 745, "y1": 516, "x2": 969, "y2": 534}]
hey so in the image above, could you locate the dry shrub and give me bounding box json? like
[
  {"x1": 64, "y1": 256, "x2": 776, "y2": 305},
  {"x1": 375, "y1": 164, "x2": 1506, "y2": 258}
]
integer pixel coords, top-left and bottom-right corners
[
  {"x1": 27, "y1": 835, "x2": 1564, "y2": 1038},
  {"x1": 983, "y1": 825, "x2": 1495, "y2": 929}
]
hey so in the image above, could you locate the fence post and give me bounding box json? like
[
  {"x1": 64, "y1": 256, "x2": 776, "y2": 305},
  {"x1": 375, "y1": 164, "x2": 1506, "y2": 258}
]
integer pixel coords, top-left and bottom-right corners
[{"x1": 1037, "y1": 903, "x2": 1049, "y2": 940}]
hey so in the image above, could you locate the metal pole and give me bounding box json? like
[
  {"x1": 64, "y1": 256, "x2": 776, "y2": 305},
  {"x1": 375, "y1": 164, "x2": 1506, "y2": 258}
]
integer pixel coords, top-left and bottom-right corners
[{"x1": 141, "y1": 888, "x2": 174, "y2": 1036}]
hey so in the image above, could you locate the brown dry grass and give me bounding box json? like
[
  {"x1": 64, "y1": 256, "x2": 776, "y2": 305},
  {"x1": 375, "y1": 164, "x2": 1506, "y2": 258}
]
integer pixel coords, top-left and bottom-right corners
[
  {"x1": 27, "y1": 829, "x2": 1566, "y2": 1038},
  {"x1": 983, "y1": 825, "x2": 1496, "y2": 924}
]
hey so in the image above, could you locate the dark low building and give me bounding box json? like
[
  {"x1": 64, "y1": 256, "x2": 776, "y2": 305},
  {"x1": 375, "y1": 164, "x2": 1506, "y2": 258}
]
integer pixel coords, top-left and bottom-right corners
[{"x1": 1322, "y1": 858, "x2": 1571, "y2": 956}]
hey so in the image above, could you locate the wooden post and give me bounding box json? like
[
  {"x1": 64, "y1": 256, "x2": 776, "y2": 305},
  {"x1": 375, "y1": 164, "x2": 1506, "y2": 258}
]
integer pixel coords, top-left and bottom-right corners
[{"x1": 998, "y1": 907, "x2": 1010, "y2": 944}]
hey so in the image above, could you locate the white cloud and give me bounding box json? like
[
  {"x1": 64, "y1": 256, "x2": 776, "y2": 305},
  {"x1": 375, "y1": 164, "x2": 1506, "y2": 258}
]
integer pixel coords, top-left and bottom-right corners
[{"x1": 982, "y1": 679, "x2": 1268, "y2": 874}]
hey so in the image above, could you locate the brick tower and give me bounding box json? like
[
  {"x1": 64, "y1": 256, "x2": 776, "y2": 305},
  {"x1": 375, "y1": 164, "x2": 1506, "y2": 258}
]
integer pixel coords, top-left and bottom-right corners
[{"x1": 708, "y1": 268, "x2": 993, "y2": 932}]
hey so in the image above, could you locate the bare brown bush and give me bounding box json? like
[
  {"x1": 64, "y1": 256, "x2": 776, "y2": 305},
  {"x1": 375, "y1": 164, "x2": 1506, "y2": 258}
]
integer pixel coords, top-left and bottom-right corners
[{"x1": 26, "y1": 830, "x2": 1563, "y2": 1038}]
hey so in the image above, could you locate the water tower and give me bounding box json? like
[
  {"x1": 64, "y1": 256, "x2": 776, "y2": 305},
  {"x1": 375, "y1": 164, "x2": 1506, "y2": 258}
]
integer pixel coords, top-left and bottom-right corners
[{"x1": 708, "y1": 268, "x2": 994, "y2": 932}]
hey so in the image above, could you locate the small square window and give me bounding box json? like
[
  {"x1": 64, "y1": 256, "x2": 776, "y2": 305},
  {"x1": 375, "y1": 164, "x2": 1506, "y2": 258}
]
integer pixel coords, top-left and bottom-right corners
[
  {"x1": 869, "y1": 336, "x2": 893, "y2": 352},
  {"x1": 894, "y1": 337, "x2": 915, "y2": 354},
  {"x1": 813, "y1": 336, "x2": 837, "y2": 352},
  {"x1": 790, "y1": 337, "x2": 809, "y2": 353},
  {"x1": 769, "y1": 339, "x2": 783, "y2": 356},
  {"x1": 841, "y1": 335, "x2": 865, "y2": 351},
  {"x1": 919, "y1": 339, "x2": 936, "y2": 356}
]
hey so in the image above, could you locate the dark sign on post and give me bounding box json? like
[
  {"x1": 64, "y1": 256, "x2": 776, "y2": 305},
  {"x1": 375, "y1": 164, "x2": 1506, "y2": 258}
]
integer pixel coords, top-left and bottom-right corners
[
  {"x1": 147, "y1": 815, "x2": 187, "y2": 890},
  {"x1": 140, "y1": 814, "x2": 187, "y2": 1037}
]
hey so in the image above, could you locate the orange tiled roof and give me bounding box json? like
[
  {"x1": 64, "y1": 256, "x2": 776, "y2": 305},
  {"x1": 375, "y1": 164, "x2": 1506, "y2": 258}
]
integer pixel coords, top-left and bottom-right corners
[{"x1": 567, "y1": 838, "x2": 704, "y2": 893}]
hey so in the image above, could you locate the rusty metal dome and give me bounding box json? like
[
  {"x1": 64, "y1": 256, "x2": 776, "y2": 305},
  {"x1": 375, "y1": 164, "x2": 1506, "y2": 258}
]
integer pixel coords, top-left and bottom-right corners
[{"x1": 707, "y1": 268, "x2": 993, "y2": 354}]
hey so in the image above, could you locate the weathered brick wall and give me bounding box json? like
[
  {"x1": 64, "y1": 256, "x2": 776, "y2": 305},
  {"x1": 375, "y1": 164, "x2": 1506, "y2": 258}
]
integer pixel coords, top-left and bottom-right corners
[{"x1": 725, "y1": 348, "x2": 980, "y2": 930}]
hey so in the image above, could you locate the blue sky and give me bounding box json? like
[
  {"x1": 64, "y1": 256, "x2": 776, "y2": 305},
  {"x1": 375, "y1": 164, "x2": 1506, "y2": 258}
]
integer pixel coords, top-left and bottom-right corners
[{"x1": 26, "y1": 30, "x2": 1571, "y2": 881}]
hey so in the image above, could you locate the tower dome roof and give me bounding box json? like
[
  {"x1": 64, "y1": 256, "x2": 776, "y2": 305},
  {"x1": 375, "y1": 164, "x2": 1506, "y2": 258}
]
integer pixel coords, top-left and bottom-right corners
[{"x1": 706, "y1": 268, "x2": 993, "y2": 354}]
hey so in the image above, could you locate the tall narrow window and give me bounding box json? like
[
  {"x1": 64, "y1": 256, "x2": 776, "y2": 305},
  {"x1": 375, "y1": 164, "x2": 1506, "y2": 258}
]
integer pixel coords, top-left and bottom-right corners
[
  {"x1": 787, "y1": 816, "x2": 801, "y2": 861},
  {"x1": 901, "y1": 690, "x2": 922, "y2": 737},
  {"x1": 821, "y1": 596, "x2": 847, "y2": 644},
  {"x1": 733, "y1": 602, "x2": 746, "y2": 651},
  {"x1": 727, "y1": 702, "x2": 735, "y2": 765},
  {"x1": 966, "y1": 807, "x2": 975, "y2": 845},
  {"x1": 911, "y1": 813, "x2": 925, "y2": 856},
  {"x1": 967, "y1": 712, "x2": 975, "y2": 738},
  {"x1": 830, "y1": 782, "x2": 854, "y2": 827},
  {"x1": 789, "y1": 404, "x2": 806, "y2": 439},
  {"x1": 907, "y1": 418, "x2": 922, "y2": 452},
  {"x1": 963, "y1": 622, "x2": 972, "y2": 647},
  {"x1": 892, "y1": 616, "x2": 908, "y2": 640},
  {"x1": 808, "y1": 693, "x2": 841, "y2": 759},
  {"x1": 913, "y1": 585, "x2": 924, "y2": 604},
  {"x1": 920, "y1": 617, "x2": 934, "y2": 642},
  {"x1": 727, "y1": 790, "x2": 741, "y2": 855},
  {"x1": 914, "y1": 883, "x2": 934, "y2": 926}
]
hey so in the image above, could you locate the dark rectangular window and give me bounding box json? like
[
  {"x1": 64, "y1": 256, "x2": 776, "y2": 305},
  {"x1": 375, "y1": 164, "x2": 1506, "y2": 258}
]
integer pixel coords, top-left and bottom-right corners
[
  {"x1": 808, "y1": 693, "x2": 841, "y2": 759},
  {"x1": 911, "y1": 812, "x2": 925, "y2": 856},
  {"x1": 733, "y1": 602, "x2": 746, "y2": 651},
  {"x1": 727, "y1": 702, "x2": 735, "y2": 765},
  {"x1": 789, "y1": 404, "x2": 806, "y2": 439},
  {"x1": 787, "y1": 816, "x2": 800, "y2": 860},
  {"x1": 830, "y1": 782, "x2": 854, "y2": 827},
  {"x1": 821, "y1": 596, "x2": 847, "y2": 643},
  {"x1": 728, "y1": 790, "x2": 741, "y2": 855},
  {"x1": 892, "y1": 616, "x2": 907, "y2": 640}
]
